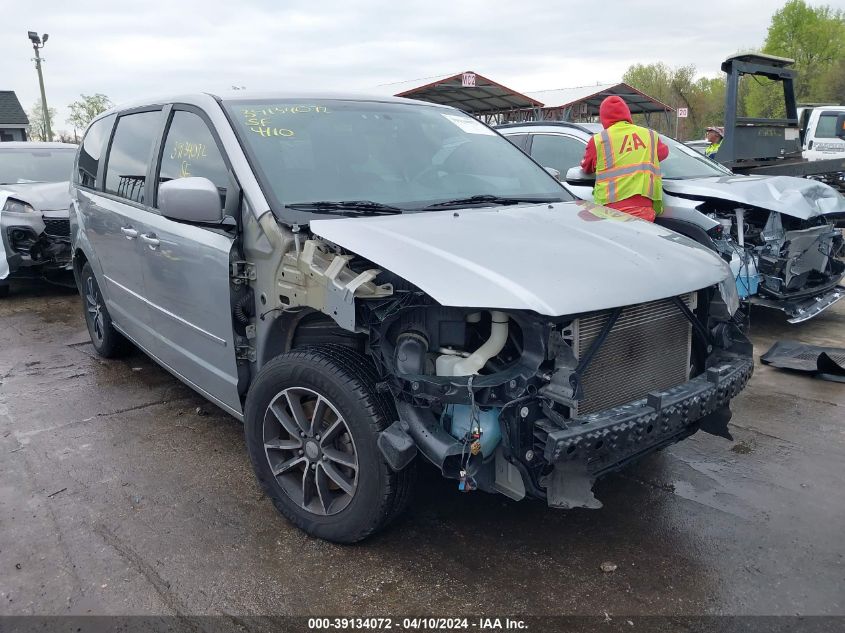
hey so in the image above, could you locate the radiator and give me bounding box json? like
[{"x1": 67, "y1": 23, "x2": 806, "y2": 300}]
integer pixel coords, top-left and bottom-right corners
[{"x1": 573, "y1": 294, "x2": 694, "y2": 415}]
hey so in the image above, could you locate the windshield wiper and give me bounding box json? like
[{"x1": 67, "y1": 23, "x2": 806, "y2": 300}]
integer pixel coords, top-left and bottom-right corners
[
  {"x1": 424, "y1": 194, "x2": 561, "y2": 209},
  {"x1": 284, "y1": 200, "x2": 402, "y2": 215}
]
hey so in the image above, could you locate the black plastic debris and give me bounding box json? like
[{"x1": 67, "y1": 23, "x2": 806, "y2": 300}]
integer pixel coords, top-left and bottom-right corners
[{"x1": 761, "y1": 341, "x2": 845, "y2": 383}]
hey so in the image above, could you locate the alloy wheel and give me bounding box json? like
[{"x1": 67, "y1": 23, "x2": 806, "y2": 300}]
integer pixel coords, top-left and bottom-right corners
[
  {"x1": 85, "y1": 275, "x2": 105, "y2": 344},
  {"x1": 263, "y1": 387, "x2": 359, "y2": 516}
]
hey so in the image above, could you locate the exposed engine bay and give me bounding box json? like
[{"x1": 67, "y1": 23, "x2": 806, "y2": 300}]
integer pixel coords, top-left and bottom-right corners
[
  {"x1": 251, "y1": 226, "x2": 753, "y2": 510},
  {"x1": 366, "y1": 286, "x2": 752, "y2": 508},
  {"x1": 699, "y1": 201, "x2": 845, "y2": 323}
]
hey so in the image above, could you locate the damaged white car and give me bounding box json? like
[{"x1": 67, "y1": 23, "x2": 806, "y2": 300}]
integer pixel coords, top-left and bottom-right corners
[
  {"x1": 70, "y1": 94, "x2": 753, "y2": 542},
  {"x1": 1, "y1": 142, "x2": 77, "y2": 297},
  {"x1": 498, "y1": 123, "x2": 845, "y2": 323}
]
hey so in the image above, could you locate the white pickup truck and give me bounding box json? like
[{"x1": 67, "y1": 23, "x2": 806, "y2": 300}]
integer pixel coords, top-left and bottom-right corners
[{"x1": 798, "y1": 105, "x2": 845, "y2": 161}]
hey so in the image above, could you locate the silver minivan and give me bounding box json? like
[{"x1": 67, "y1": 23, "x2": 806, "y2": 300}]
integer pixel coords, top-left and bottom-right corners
[{"x1": 70, "y1": 93, "x2": 753, "y2": 542}]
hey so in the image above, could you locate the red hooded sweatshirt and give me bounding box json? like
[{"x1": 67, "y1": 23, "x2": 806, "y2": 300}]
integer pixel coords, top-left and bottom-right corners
[{"x1": 580, "y1": 96, "x2": 669, "y2": 221}]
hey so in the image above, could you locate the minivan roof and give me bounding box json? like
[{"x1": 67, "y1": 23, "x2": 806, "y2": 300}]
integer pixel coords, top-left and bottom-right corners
[
  {"x1": 218, "y1": 90, "x2": 428, "y2": 105},
  {"x1": 91, "y1": 91, "x2": 453, "y2": 125}
]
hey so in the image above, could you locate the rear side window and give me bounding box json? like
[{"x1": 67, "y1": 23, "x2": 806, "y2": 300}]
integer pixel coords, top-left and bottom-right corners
[
  {"x1": 504, "y1": 133, "x2": 531, "y2": 153},
  {"x1": 815, "y1": 113, "x2": 841, "y2": 139},
  {"x1": 75, "y1": 114, "x2": 115, "y2": 188},
  {"x1": 157, "y1": 111, "x2": 229, "y2": 207},
  {"x1": 530, "y1": 134, "x2": 586, "y2": 175},
  {"x1": 104, "y1": 111, "x2": 163, "y2": 204}
]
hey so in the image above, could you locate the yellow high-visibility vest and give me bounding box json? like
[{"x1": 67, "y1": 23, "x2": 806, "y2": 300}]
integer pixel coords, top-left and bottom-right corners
[
  {"x1": 593, "y1": 121, "x2": 663, "y2": 213},
  {"x1": 705, "y1": 140, "x2": 722, "y2": 157}
]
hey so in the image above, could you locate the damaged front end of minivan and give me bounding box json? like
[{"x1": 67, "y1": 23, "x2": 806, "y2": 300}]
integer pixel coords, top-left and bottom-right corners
[
  {"x1": 366, "y1": 288, "x2": 752, "y2": 509},
  {"x1": 257, "y1": 205, "x2": 754, "y2": 510}
]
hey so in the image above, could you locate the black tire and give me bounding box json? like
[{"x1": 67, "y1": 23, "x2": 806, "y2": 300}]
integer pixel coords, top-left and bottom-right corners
[
  {"x1": 244, "y1": 345, "x2": 415, "y2": 543},
  {"x1": 0, "y1": 283, "x2": 8, "y2": 298},
  {"x1": 80, "y1": 262, "x2": 126, "y2": 358}
]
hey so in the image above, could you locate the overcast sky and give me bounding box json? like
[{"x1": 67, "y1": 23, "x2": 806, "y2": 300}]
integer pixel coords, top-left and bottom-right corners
[{"x1": 3, "y1": 0, "x2": 844, "y2": 132}]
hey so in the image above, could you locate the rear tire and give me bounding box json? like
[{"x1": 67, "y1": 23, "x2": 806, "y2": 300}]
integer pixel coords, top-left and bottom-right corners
[
  {"x1": 244, "y1": 345, "x2": 414, "y2": 543},
  {"x1": 80, "y1": 262, "x2": 126, "y2": 358},
  {"x1": 0, "y1": 283, "x2": 8, "y2": 298}
]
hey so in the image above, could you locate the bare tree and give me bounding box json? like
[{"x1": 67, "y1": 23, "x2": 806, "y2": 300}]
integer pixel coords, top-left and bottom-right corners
[{"x1": 28, "y1": 99, "x2": 58, "y2": 141}]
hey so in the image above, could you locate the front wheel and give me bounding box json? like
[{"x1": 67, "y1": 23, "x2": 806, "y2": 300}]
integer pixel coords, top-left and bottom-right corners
[
  {"x1": 244, "y1": 346, "x2": 414, "y2": 543},
  {"x1": 80, "y1": 262, "x2": 126, "y2": 358}
]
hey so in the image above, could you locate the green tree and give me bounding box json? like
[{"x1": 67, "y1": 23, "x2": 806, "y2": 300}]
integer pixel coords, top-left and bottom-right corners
[
  {"x1": 692, "y1": 77, "x2": 727, "y2": 121},
  {"x1": 68, "y1": 93, "x2": 113, "y2": 134},
  {"x1": 28, "y1": 99, "x2": 58, "y2": 141},
  {"x1": 623, "y1": 63, "x2": 724, "y2": 140},
  {"x1": 766, "y1": 0, "x2": 845, "y2": 98},
  {"x1": 821, "y1": 58, "x2": 845, "y2": 104},
  {"x1": 743, "y1": 75, "x2": 787, "y2": 119},
  {"x1": 746, "y1": 0, "x2": 845, "y2": 115}
]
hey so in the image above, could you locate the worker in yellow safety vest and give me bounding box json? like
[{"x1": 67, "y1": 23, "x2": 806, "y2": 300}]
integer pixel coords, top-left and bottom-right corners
[
  {"x1": 704, "y1": 126, "x2": 724, "y2": 159},
  {"x1": 581, "y1": 96, "x2": 669, "y2": 222}
]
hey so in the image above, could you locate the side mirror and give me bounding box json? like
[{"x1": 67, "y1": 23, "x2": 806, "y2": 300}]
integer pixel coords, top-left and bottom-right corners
[
  {"x1": 158, "y1": 177, "x2": 223, "y2": 224},
  {"x1": 565, "y1": 166, "x2": 595, "y2": 186},
  {"x1": 836, "y1": 114, "x2": 845, "y2": 140},
  {"x1": 544, "y1": 166, "x2": 562, "y2": 181}
]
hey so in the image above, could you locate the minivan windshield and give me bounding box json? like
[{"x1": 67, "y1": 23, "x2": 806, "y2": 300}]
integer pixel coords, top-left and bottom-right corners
[
  {"x1": 0, "y1": 147, "x2": 76, "y2": 184},
  {"x1": 225, "y1": 99, "x2": 570, "y2": 219}
]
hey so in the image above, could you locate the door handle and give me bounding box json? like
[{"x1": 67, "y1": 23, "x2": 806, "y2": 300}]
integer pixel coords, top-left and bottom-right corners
[
  {"x1": 121, "y1": 227, "x2": 138, "y2": 239},
  {"x1": 140, "y1": 233, "x2": 160, "y2": 247}
]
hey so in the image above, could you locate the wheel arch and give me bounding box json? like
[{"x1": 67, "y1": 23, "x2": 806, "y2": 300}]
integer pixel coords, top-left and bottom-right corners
[
  {"x1": 72, "y1": 247, "x2": 89, "y2": 288},
  {"x1": 242, "y1": 344, "x2": 414, "y2": 542},
  {"x1": 256, "y1": 308, "x2": 368, "y2": 370}
]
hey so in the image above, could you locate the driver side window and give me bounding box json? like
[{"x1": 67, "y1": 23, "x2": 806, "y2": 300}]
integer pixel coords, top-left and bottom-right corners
[
  {"x1": 530, "y1": 134, "x2": 586, "y2": 175},
  {"x1": 156, "y1": 110, "x2": 230, "y2": 209}
]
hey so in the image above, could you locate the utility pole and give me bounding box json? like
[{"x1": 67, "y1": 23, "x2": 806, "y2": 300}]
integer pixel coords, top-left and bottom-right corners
[{"x1": 27, "y1": 31, "x2": 52, "y2": 142}]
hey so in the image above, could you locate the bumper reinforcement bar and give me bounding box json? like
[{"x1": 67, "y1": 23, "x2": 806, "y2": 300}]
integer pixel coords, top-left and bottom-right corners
[
  {"x1": 542, "y1": 354, "x2": 753, "y2": 496},
  {"x1": 752, "y1": 285, "x2": 844, "y2": 324}
]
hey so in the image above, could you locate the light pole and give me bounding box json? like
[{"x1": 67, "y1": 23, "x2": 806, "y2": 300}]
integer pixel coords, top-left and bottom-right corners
[{"x1": 27, "y1": 31, "x2": 52, "y2": 142}]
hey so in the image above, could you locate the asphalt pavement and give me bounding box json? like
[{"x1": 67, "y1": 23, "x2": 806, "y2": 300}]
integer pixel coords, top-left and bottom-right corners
[{"x1": 1, "y1": 280, "x2": 843, "y2": 619}]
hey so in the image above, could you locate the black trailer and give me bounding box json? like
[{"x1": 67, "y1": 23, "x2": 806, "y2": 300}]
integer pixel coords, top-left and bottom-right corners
[{"x1": 718, "y1": 53, "x2": 845, "y2": 192}]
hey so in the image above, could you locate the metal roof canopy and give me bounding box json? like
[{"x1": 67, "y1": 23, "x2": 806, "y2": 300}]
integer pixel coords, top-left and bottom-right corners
[
  {"x1": 388, "y1": 71, "x2": 543, "y2": 115},
  {"x1": 525, "y1": 82, "x2": 674, "y2": 118}
]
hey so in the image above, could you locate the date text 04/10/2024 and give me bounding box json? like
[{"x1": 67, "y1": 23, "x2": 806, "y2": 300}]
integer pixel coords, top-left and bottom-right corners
[{"x1": 307, "y1": 617, "x2": 528, "y2": 630}]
